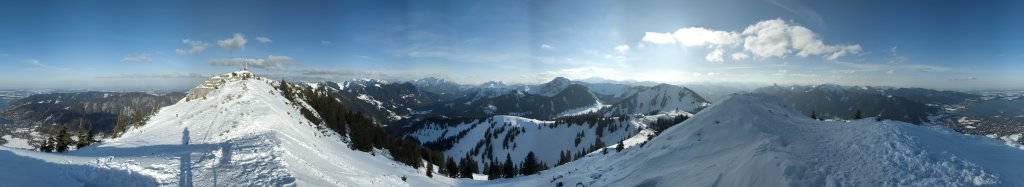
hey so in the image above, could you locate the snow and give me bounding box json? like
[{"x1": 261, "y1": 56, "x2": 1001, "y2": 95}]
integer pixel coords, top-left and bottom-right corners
[
  {"x1": 0, "y1": 77, "x2": 447, "y2": 186},
  {"x1": 608, "y1": 84, "x2": 709, "y2": 115},
  {"x1": 1, "y1": 135, "x2": 33, "y2": 149},
  {"x1": 556, "y1": 100, "x2": 609, "y2": 117},
  {"x1": 496, "y1": 94, "x2": 1024, "y2": 186},
  {"x1": 4, "y1": 75, "x2": 1023, "y2": 186},
  {"x1": 409, "y1": 115, "x2": 645, "y2": 170}
]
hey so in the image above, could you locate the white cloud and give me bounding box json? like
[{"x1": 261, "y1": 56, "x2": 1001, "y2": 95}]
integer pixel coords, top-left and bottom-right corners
[
  {"x1": 540, "y1": 44, "x2": 555, "y2": 50},
  {"x1": 641, "y1": 32, "x2": 676, "y2": 44},
  {"x1": 743, "y1": 19, "x2": 861, "y2": 60},
  {"x1": 97, "y1": 73, "x2": 211, "y2": 79},
  {"x1": 642, "y1": 18, "x2": 860, "y2": 61},
  {"x1": 908, "y1": 64, "x2": 952, "y2": 73},
  {"x1": 120, "y1": 53, "x2": 152, "y2": 63},
  {"x1": 321, "y1": 40, "x2": 332, "y2": 45},
  {"x1": 256, "y1": 37, "x2": 272, "y2": 43},
  {"x1": 604, "y1": 54, "x2": 626, "y2": 62},
  {"x1": 742, "y1": 19, "x2": 791, "y2": 58},
  {"x1": 672, "y1": 27, "x2": 741, "y2": 46},
  {"x1": 209, "y1": 55, "x2": 292, "y2": 70},
  {"x1": 705, "y1": 48, "x2": 725, "y2": 62},
  {"x1": 614, "y1": 45, "x2": 630, "y2": 53},
  {"x1": 23, "y1": 59, "x2": 66, "y2": 72},
  {"x1": 886, "y1": 69, "x2": 895, "y2": 74},
  {"x1": 175, "y1": 39, "x2": 209, "y2": 55},
  {"x1": 731, "y1": 52, "x2": 750, "y2": 61},
  {"x1": 218, "y1": 33, "x2": 247, "y2": 51},
  {"x1": 949, "y1": 77, "x2": 977, "y2": 81},
  {"x1": 533, "y1": 66, "x2": 694, "y2": 84},
  {"x1": 825, "y1": 45, "x2": 861, "y2": 61}
]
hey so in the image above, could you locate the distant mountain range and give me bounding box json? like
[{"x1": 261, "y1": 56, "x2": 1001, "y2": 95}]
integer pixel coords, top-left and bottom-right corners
[
  {"x1": 1, "y1": 91, "x2": 183, "y2": 134},
  {"x1": 752, "y1": 84, "x2": 979, "y2": 124}
]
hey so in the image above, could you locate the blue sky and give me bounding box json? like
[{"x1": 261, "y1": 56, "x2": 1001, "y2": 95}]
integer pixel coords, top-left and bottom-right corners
[{"x1": 0, "y1": 0, "x2": 1021, "y2": 90}]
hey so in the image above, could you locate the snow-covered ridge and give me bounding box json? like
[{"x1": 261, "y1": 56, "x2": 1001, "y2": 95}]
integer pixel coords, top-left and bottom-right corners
[
  {"x1": 185, "y1": 70, "x2": 254, "y2": 101},
  {"x1": 604, "y1": 84, "x2": 710, "y2": 116},
  {"x1": 0, "y1": 74, "x2": 447, "y2": 186},
  {"x1": 523, "y1": 94, "x2": 1024, "y2": 186}
]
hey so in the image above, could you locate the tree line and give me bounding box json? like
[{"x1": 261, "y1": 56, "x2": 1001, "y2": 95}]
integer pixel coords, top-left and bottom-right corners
[
  {"x1": 281, "y1": 80, "x2": 442, "y2": 170},
  {"x1": 38, "y1": 118, "x2": 97, "y2": 152}
]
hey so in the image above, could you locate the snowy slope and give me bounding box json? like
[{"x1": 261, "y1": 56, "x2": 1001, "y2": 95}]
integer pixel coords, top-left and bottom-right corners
[
  {"x1": 498, "y1": 94, "x2": 1024, "y2": 186},
  {"x1": 0, "y1": 73, "x2": 448, "y2": 186},
  {"x1": 604, "y1": 84, "x2": 710, "y2": 116},
  {"x1": 407, "y1": 115, "x2": 654, "y2": 170},
  {"x1": 527, "y1": 77, "x2": 573, "y2": 97}
]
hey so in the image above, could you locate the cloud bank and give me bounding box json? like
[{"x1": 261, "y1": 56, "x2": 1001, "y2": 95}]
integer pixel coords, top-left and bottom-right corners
[
  {"x1": 120, "y1": 54, "x2": 153, "y2": 63},
  {"x1": 641, "y1": 18, "x2": 860, "y2": 62},
  {"x1": 209, "y1": 55, "x2": 292, "y2": 70}
]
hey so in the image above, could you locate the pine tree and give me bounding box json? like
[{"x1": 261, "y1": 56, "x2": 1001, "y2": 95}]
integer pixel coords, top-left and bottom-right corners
[
  {"x1": 426, "y1": 161, "x2": 434, "y2": 178},
  {"x1": 503, "y1": 153, "x2": 515, "y2": 178},
  {"x1": 810, "y1": 110, "x2": 818, "y2": 120},
  {"x1": 112, "y1": 111, "x2": 126, "y2": 138},
  {"x1": 616, "y1": 140, "x2": 624, "y2": 152},
  {"x1": 852, "y1": 109, "x2": 863, "y2": 120},
  {"x1": 39, "y1": 127, "x2": 55, "y2": 152},
  {"x1": 445, "y1": 157, "x2": 459, "y2": 178},
  {"x1": 131, "y1": 110, "x2": 145, "y2": 127},
  {"x1": 76, "y1": 118, "x2": 90, "y2": 149},
  {"x1": 55, "y1": 126, "x2": 70, "y2": 152},
  {"x1": 557, "y1": 150, "x2": 569, "y2": 165},
  {"x1": 437, "y1": 156, "x2": 448, "y2": 176},
  {"x1": 39, "y1": 138, "x2": 52, "y2": 152},
  {"x1": 459, "y1": 157, "x2": 477, "y2": 178},
  {"x1": 487, "y1": 161, "x2": 501, "y2": 180},
  {"x1": 522, "y1": 151, "x2": 539, "y2": 175}
]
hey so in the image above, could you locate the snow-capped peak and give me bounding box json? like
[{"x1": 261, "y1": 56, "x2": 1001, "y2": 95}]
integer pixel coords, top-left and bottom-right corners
[
  {"x1": 604, "y1": 84, "x2": 710, "y2": 115},
  {"x1": 528, "y1": 77, "x2": 575, "y2": 97}
]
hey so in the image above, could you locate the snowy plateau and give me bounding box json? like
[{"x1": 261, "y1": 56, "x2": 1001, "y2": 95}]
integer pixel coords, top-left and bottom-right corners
[{"x1": 1, "y1": 72, "x2": 1023, "y2": 186}]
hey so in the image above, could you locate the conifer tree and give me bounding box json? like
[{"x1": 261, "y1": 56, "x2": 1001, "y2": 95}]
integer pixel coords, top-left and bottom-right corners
[
  {"x1": 616, "y1": 140, "x2": 624, "y2": 152},
  {"x1": 55, "y1": 126, "x2": 70, "y2": 152},
  {"x1": 487, "y1": 161, "x2": 501, "y2": 180},
  {"x1": 437, "y1": 156, "x2": 447, "y2": 176},
  {"x1": 132, "y1": 110, "x2": 145, "y2": 127},
  {"x1": 810, "y1": 110, "x2": 818, "y2": 120},
  {"x1": 852, "y1": 109, "x2": 863, "y2": 120},
  {"x1": 503, "y1": 153, "x2": 515, "y2": 178},
  {"x1": 522, "y1": 151, "x2": 539, "y2": 175},
  {"x1": 426, "y1": 161, "x2": 434, "y2": 178},
  {"x1": 39, "y1": 127, "x2": 55, "y2": 152},
  {"x1": 113, "y1": 111, "x2": 126, "y2": 138},
  {"x1": 76, "y1": 119, "x2": 90, "y2": 149},
  {"x1": 459, "y1": 157, "x2": 478, "y2": 178},
  {"x1": 446, "y1": 157, "x2": 459, "y2": 178}
]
